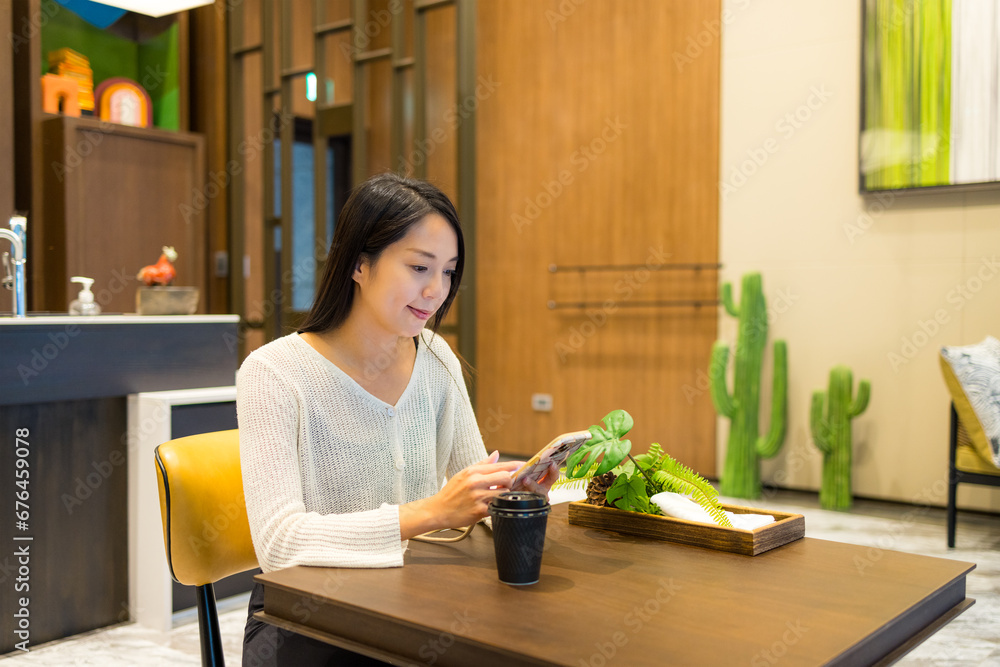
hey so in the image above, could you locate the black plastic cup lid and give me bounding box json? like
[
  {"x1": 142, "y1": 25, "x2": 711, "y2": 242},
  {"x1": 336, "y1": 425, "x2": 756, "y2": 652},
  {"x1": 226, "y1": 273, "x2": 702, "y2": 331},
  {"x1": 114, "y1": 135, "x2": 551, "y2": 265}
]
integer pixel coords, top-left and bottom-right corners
[{"x1": 491, "y1": 491, "x2": 548, "y2": 510}]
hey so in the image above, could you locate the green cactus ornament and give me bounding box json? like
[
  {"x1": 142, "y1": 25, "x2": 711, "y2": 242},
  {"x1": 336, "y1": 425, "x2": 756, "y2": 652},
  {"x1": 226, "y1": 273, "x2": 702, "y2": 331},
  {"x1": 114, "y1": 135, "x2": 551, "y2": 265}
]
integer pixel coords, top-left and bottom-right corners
[
  {"x1": 810, "y1": 366, "x2": 870, "y2": 510},
  {"x1": 709, "y1": 273, "x2": 788, "y2": 499}
]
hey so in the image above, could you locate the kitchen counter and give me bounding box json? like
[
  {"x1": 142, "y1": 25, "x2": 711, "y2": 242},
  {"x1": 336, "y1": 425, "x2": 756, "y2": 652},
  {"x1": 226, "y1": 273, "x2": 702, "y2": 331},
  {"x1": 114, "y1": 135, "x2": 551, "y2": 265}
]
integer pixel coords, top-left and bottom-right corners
[
  {"x1": 0, "y1": 314, "x2": 240, "y2": 652},
  {"x1": 1, "y1": 314, "x2": 239, "y2": 405}
]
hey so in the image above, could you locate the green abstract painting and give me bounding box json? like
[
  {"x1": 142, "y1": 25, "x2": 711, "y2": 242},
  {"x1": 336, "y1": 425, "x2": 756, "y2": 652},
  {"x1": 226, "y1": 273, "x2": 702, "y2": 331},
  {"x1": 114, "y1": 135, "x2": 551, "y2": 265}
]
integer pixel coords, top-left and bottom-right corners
[{"x1": 861, "y1": 0, "x2": 1000, "y2": 191}]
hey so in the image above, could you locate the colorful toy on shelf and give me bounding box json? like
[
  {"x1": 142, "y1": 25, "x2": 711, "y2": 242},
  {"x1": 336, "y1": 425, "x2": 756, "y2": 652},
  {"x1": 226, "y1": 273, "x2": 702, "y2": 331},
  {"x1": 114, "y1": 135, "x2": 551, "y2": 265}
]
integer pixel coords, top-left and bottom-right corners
[
  {"x1": 41, "y1": 74, "x2": 81, "y2": 116},
  {"x1": 811, "y1": 366, "x2": 871, "y2": 510},
  {"x1": 47, "y1": 48, "x2": 94, "y2": 113},
  {"x1": 709, "y1": 272, "x2": 788, "y2": 499},
  {"x1": 95, "y1": 77, "x2": 153, "y2": 128},
  {"x1": 137, "y1": 246, "x2": 177, "y2": 286}
]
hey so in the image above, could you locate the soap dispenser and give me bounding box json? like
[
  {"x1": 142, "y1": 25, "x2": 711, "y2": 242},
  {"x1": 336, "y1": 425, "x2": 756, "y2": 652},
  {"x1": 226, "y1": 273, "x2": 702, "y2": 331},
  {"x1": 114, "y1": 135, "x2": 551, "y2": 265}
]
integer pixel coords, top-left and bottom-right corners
[{"x1": 69, "y1": 276, "x2": 101, "y2": 316}]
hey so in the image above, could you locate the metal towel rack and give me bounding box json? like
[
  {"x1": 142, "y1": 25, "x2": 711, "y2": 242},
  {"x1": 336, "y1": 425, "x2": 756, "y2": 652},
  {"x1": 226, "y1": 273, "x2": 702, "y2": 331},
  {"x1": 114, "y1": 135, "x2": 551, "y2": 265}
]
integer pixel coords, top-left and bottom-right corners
[
  {"x1": 546, "y1": 261, "x2": 721, "y2": 310},
  {"x1": 548, "y1": 262, "x2": 722, "y2": 273}
]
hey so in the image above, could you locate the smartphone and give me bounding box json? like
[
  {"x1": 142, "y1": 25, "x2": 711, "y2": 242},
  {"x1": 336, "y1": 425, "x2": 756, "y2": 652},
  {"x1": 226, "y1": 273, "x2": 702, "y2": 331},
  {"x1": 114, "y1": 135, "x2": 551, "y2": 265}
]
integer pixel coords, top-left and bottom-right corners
[{"x1": 510, "y1": 430, "x2": 594, "y2": 491}]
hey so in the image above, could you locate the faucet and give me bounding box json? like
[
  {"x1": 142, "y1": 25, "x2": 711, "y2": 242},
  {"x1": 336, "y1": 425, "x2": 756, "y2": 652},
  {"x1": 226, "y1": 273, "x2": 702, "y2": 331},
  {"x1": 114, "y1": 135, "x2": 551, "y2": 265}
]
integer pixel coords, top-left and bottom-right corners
[{"x1": 0, "y1": 215, "x2": 26, "y2": 318}]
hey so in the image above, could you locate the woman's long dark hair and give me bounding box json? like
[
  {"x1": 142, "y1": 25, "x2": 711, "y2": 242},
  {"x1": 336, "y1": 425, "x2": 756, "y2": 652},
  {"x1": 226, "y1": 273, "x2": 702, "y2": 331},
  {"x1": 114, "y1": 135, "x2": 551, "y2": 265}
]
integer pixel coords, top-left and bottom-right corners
[{"x1": 298, "y1": 173, "x2": 464, "y2": 337}]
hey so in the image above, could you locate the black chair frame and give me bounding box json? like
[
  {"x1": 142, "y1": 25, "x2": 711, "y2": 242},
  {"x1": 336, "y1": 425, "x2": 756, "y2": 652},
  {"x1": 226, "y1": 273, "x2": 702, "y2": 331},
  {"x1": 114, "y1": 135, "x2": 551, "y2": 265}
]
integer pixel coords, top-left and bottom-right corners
[{"x1": 947, "y1": 403, "x2": 1000, "y2": 548}]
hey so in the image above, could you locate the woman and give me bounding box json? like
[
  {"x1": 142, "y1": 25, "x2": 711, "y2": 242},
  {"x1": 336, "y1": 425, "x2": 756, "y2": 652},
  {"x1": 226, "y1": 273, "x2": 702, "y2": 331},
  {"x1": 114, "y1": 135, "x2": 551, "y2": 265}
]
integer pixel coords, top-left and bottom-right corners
[{"x1": 238, "y1": 173, "x2": 557, "y2": 666}]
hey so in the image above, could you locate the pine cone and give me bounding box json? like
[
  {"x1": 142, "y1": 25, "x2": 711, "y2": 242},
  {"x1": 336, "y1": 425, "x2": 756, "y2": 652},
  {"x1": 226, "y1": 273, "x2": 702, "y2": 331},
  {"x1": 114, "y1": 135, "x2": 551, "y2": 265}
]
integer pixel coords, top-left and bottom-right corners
[{"x1": 585, "y1": 472, "x2": 616, "y2": 506}]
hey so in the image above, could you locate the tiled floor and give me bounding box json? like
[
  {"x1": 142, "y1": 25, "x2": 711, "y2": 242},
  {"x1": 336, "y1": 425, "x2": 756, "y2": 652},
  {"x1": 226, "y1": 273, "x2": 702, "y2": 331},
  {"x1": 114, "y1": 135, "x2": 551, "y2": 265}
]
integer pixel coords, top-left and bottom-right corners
[{"x1": 1, "y1": 489, "x2": 997, "y2": 666}]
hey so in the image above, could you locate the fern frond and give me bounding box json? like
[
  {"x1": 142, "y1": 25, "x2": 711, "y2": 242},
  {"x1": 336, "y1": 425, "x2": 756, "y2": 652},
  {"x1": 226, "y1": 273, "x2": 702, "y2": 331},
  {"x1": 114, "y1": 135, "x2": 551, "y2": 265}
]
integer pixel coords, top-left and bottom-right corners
[
  {"x1": 633, "y1": 442, "x2": 666, "y2": 470},
  {"x1": 651, "y1": 456, "x2": 733, "y2": 528},
  {"x1": 647, "y1": 442, "x2": 665, "y2": 460},
  {"x1": 662, "y1": 457, "x2": 722, "y2": 505},
  {"x1": 550, "y1": 472, "x2": 590, "y2": 491}
]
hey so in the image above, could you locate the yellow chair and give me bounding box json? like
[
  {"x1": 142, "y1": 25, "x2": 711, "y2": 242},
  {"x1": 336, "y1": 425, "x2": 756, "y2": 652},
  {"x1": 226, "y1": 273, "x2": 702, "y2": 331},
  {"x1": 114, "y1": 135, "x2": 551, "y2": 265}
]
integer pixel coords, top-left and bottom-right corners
[
  {"x1": 939, "y1": 353, "x2": 1000, "y2": 548},
  {"x1": 154, "y1": 430, "x2": 257, "y2": 667}
]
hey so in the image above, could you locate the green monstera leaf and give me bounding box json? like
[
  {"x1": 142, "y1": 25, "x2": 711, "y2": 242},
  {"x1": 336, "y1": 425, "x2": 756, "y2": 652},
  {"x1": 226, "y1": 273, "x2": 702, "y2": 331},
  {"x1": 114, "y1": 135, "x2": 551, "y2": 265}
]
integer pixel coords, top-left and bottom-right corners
[
  {"x1": 566, "y1": 409, "x2": 634, "y2": 478},
  {"x1": 605, "y1": 472, "x2": 652, "y2": 514}
]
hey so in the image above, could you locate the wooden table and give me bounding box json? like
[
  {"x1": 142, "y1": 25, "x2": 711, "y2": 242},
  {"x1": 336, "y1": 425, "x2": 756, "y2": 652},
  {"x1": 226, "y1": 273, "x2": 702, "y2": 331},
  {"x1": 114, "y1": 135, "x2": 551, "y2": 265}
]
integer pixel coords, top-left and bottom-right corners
[{"x1": 254, "y1": 504, "x2": 975, "y2": 666}]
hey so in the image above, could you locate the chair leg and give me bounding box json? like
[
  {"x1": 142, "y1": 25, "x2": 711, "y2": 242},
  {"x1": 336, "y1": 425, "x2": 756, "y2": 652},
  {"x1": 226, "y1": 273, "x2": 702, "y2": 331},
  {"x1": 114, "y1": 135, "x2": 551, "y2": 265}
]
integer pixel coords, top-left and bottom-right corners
[
  {"x1": 947, "y1": 472, "x2": 958, "y2": 549},
  {"x1": 947, "y1": 404, "x2": 959, "y2": 549},
  {"x1": 196, "y1": 583, "x2": 226, "y2": 667}
]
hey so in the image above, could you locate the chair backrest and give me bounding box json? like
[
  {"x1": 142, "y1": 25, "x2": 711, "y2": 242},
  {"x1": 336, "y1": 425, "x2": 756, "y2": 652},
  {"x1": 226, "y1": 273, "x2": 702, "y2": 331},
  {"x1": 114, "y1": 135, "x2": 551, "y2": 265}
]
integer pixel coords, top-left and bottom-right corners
[
  {"x1": 155, "y1": 429, "x2": 257, "y2": 586},
  {"x1": 938, "y1": 352, "x2": 996, "y2": 466}
]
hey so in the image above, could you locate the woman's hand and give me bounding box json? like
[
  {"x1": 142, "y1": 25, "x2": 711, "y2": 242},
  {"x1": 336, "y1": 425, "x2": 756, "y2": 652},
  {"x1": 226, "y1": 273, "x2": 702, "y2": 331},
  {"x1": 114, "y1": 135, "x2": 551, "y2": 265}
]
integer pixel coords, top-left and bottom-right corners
[
  {"x1": 399, "y1": 451, "x2": 521, "y2": 539},
  {"x1": 518, "y1": 461, "x2": 561, "y2": 499}
]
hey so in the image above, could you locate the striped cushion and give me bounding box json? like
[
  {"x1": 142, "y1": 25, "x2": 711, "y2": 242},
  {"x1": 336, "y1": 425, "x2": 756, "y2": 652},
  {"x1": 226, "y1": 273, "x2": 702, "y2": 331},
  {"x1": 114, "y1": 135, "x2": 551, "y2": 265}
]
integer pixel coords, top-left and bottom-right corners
[{"x1": 941, "y1": 337, "x2": 1000, "y2": 468}]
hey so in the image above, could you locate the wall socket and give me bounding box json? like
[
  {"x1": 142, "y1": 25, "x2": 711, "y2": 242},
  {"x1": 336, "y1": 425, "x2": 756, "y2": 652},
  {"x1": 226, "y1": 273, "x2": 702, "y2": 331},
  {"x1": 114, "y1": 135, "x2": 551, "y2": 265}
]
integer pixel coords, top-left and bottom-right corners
[
  {"x1": 213, "y1": 251, "x2": 229, "y2": 278},
  {"x1": 531, "y1": 393, "x2": 553, "y2": 412}
]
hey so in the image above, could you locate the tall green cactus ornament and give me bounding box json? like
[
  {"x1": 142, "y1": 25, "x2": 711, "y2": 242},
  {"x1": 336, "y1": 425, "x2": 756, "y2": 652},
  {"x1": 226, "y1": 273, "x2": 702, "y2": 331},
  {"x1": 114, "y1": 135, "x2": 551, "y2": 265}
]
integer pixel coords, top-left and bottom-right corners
[
  {"x1": 811, "y1": 366, "x2": 870, "y2": 510},
  {"x1": 709, "y1": 273, "x2": 788, "y2": 499}
]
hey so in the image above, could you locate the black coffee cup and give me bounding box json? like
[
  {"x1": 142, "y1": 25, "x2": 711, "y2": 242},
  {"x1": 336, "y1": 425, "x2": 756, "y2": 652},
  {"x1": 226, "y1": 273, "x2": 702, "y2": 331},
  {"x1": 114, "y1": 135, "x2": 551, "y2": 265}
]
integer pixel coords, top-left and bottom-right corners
[{"x1": 488, "y1": 491, "x2": 551, "y2": 585}]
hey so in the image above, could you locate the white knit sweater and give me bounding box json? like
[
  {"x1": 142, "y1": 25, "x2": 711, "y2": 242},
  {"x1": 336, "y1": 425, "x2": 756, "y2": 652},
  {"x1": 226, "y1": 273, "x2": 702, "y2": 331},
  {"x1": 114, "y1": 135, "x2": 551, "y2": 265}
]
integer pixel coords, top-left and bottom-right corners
[{"x1": 236, "y1": 329, "x2": 487, "y2": 572}]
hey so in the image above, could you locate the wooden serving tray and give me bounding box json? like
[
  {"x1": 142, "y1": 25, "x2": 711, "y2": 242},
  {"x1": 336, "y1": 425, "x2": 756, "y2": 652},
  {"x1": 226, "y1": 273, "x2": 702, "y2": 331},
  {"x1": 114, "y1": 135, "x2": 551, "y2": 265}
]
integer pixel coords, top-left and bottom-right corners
[{"x1": 567, "y1": 501, "x2": 805, "y2": 556}]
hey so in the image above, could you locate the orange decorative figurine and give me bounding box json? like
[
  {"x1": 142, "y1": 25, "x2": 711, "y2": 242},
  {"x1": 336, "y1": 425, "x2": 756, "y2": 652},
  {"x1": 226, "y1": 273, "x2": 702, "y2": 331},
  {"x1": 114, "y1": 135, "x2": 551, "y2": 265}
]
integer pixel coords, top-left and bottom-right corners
[{"x1": 137, "y1": 246, "x2": 178, "y2": 286}]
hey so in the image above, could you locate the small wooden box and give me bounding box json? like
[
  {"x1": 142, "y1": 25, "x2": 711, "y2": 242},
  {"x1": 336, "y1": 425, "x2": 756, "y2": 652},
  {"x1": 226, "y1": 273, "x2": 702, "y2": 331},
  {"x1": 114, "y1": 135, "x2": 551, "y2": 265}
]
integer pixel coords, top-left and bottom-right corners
[
  {"x1": 136, "y1": 286, "x2": 199, "y2": 315},
  {"x1": 567, "y1": 501, "x2": 805, "y2": 556}
]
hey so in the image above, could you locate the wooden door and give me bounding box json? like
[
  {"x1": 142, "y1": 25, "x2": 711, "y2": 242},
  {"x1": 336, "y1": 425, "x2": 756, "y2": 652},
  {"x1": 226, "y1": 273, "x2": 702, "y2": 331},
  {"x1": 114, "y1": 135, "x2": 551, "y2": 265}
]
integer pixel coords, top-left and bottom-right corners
[{"x1": 476, "y1": 0, "x2": 721, "y2": 474}]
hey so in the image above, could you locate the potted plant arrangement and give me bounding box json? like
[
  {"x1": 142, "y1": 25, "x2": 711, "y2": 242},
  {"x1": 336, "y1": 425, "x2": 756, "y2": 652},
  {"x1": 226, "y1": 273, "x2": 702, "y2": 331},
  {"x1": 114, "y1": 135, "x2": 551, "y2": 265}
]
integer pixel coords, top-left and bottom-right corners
[{"x1": 558, "y1": 409, "x2": 805, "y2": 556}]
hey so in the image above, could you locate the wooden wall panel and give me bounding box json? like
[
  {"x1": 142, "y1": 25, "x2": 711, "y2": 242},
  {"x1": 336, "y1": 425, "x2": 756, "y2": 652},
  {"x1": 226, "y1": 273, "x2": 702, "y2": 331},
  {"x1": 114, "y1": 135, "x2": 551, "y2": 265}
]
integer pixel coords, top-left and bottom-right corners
[
  {"x1": 190, "y1": 5, "x2": 230, "y2": 313},
  {"x1": 364, "y1": 0, "x2": 393, "y2": 176},
  {"x1": 241, "y1": 0, "x2": 262, "y2": 46},
  {"x1": 0, "y1": 3, "x2": 13, "y2": 221},
  {"x1": 290, "y1": 0, "x2": 315, "y2": 72},
  {"x1": 476, "y1": 0, "x2": 720, "y2": 475},
  {"x1": 241, "y1": 51, "x2": 266, "y2": 353},
  {"x1": 323, "y1": 31, "x2": 355, "y2": 105},
  {"x1": 424, "y1": 4, "x2": 457, "y2": 205},
  {"x1": 366, "y1": 58, "x2": 393, "y2": 174},
  {"x1": 424, "y1": 4, "x2": 459, "y2": 332}
]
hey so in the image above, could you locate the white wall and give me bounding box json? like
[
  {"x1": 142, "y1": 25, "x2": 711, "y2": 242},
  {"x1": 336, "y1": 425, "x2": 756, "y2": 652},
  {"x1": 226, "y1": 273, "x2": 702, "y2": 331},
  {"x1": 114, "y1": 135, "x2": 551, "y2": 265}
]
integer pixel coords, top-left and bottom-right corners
[{"x1": 718, "y1": 0, "x2": 1000, "y2": 510}]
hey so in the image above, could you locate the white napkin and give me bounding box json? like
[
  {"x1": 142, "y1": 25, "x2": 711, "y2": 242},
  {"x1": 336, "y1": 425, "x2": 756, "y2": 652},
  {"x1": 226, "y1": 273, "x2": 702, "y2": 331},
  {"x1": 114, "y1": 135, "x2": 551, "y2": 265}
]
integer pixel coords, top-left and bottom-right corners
[{"x1": 650, "y1": 492, "x2": 775, "y2": 530}]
